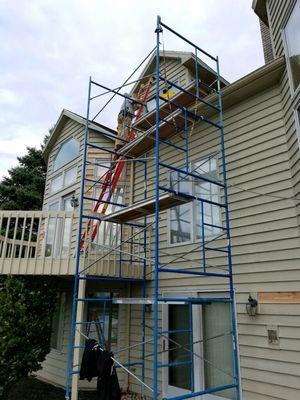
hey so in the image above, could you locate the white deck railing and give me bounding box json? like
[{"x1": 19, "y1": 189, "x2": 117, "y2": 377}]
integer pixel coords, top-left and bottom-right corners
[
  {"x1": 0, "y1": 210, "x2": 150, "y2": 278},
  {"x1": 0, "y1": 210, "x2": 76, "y2": 275}
]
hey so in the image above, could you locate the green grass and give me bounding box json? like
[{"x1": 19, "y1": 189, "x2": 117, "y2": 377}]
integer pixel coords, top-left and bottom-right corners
[{"x1": 7, "y1": 377, "x2": 98, "y2": 400}]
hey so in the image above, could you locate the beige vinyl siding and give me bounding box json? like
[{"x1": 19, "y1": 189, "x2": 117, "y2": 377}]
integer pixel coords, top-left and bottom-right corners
[
  {"x1": 267, "y1": 0, "x2": 293, "y2": 57},
  {"x1": 267, "y1": 0, "x2": 300, "y2": 221},
  {"x1": 125, "y1": 80, "x2": 300, "y2": 398},
  {"x1": 134, "y1": 57, "x2": 189, "y2": 100}
]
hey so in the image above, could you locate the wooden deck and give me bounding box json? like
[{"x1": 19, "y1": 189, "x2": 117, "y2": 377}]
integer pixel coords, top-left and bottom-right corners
[
  {"x1": 120, "y1": 80, "x2": 207, "y2": 158},
  {"x1": 104, "y1": 192, "x2": 192, "y2": 223},
  {"x1": 133, "y1": 80, "x2": 203, "y2": 130}
]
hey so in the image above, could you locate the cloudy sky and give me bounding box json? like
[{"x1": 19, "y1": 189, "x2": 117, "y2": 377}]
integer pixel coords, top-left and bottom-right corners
[{"x1": 0, "y1": 0, "x2": 264, "y2": 178}]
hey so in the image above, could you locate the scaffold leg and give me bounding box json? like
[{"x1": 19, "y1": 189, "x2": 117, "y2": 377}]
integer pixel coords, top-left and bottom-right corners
[{"x1": 71, "y1": 278, "x2": 86, "y2": 400}]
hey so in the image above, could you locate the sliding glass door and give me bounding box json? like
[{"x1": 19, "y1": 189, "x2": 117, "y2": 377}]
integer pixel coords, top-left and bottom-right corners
[{"x1": 162, "y1": 292, "x2": 236, "y2": 400}]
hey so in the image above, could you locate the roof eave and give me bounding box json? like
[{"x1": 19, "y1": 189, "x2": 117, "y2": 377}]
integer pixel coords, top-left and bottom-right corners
[
  {"x1": 252, "y1": 0, "x2": 268, "y2": 26},
  {"x1": 196, "y1": 56, "x2": 285, "y2": 116}
]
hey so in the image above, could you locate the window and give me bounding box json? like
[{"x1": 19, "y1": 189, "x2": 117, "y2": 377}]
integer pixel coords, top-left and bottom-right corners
[
  {"x1": 92, "y1": 161, "x2": 124, "y2": 250},
  {"x1": 194, "y1": 157, "x2": 221, "y2": 240},
  {"x1": 284, "y1": 0, "x2": 300, "y2": 92},
  {"x1": 169, "y1": 155, "x2": 221, "y2": 245},
  {"x1": 86, "y1": 291, "x2": 119, "y2": 346},
  {"x1": 65, "y1": 167, "x2": 77, "y2": 186},
  {"x1": 61, "y1": 218, "x2": 72, "y2": 257},
  {"x1": 51, "y1": 292, "x2": 66, "y2": 351},
  {"x1": 48, "y1": 200, "x2": 60, "y2": 211},
  {"x1": 170, "y1": 173, "x2": 191, "y2": 244},
  {"x1": 46, "y1": 193, "x2": 74, "y2": 257},
  {"x1": 45, "y1": 217, "x2": 73, "y2": 258},
  {"x1": 95, "y1": 159, "x2": 111, "y2": 180},
  {"x1": 53, "y1": 138, "x2": 79, "y2": 171},
  {"x1": 202, "y1": 302, "x2": 235, "y2": 399},
  {"x1": 146, "y1": 80, "x2": 180, "y2": 113},
  {"x1": 62, "y1": 193, "x2": 74, "y2": 211},
  {"x1": 45, "y1": 218, "x2": 57, "y2": 257},
  {"x1": 163, "y1": 291, "x2": 235, "y2": 399},
  {"x1": 50, "y1": 173, "x2": 63, "y2": 193},
  {"x1": 50, "y1": 166, "x2": 77, "y2": 194},
  {"x1": 92, "y1": 186, "x2": 123, "y2": 249}
]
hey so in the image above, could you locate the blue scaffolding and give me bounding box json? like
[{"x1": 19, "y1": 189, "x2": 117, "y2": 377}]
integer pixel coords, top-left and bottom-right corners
[{"x1": 65, "y1": 15, "x2": 240, "y2": 400}]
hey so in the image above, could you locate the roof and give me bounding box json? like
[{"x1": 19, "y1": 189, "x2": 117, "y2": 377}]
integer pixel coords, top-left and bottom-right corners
[
  {"x1": 43, "y1": 109, "x2": 117, "y2": 161},
  {"x1": 192, "y1": 56, "x2": 285, "y2": 117},
  {"x1": 131, "y1": 50, "x2": 229, "y2": 94},
  {"x1": 252, "y1": 0, "x2": 268, "y2": 25}
]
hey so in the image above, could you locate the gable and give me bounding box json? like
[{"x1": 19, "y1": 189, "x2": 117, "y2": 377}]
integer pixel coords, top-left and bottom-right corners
[
  {"x1": 131, "y1": 50, "x2": 228, "y2": 97},
  {"x1": 43, "y1": 109, "x2": 117, "y2": 162}
]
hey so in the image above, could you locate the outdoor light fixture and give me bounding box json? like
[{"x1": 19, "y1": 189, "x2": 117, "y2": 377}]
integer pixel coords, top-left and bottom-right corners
[
  {"x1": 246, "y1": 295, "x2": 258, "y2": 316},
  {"x1": 70, "y1": 194, "x2": 79, "y2": 208}
]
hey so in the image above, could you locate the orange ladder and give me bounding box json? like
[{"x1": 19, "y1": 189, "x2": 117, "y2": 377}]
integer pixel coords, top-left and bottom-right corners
[{"x1": 80, "y1": 77, "x2": 153, "y2": 249}]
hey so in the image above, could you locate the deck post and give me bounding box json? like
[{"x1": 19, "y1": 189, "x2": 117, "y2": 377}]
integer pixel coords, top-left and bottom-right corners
[{"x1": 71, "y1": 278, "x2": 86, "y2": 400}]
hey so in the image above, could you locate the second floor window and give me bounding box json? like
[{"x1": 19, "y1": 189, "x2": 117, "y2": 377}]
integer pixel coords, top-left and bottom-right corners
[
  {"x1": 53, "y1": 138, "x2": 80, "y2": 171},
  {"x1": 284, "y1": 0, "x2": 300, "y2": 93},
  {"x1": 50, "y1": 165, "x2": 77, "y2": 194},
  {"x1": 169, "y1": 155, "x2": 222, "y2": 245}
]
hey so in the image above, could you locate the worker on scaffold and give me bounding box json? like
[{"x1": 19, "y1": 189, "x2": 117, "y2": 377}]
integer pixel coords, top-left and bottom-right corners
[{"x1": 115, "y1": 93, "x2": 137, "y2": 159}]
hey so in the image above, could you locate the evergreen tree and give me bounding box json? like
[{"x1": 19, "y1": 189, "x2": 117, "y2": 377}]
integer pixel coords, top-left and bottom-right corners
[{"x1": 0, "y1": 146, "x2": 47, "y2": 210}]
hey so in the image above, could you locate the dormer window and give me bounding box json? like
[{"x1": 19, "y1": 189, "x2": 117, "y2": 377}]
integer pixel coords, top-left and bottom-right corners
[
  {"x1": 53, "y1": 138, "x2": 80, "y2": 171},
  {"x1": 283, "y1": 0, "x2": 300, "y2": 93}
]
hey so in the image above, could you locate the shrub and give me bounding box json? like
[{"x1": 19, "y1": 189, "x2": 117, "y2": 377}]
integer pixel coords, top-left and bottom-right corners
[{"x1": 0, "y1": 276, "x2": 57, "y2": 398}]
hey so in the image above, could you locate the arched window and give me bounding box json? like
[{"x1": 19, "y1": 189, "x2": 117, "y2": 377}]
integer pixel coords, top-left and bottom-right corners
[{"x1": 53, "y1": 138, "x2": 79, "y2": 171}]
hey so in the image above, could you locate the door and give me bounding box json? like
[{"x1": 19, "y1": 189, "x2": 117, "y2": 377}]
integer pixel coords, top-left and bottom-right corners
[{"x1": 162, "y1": 292, "x2": 236, "y2": 400}]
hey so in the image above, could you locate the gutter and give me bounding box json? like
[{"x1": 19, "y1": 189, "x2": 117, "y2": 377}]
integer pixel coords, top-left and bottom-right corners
[{"x1": 196, "y1": 56, "x2": 285, "y2": 117}]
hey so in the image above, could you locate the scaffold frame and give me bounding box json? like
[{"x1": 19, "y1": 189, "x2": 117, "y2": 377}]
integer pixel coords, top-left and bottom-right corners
[{"x1": 65, "y1": 15, "x2": 240, "y2": 400}]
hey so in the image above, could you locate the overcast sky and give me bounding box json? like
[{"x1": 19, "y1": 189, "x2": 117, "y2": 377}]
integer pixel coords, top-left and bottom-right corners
[{"x1": 0, "y1": 0, "x2": 264, "y2": 178}]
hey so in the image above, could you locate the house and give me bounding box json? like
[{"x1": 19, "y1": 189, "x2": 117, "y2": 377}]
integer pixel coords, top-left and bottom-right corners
[{"x1": 1, "y1": 1, "x2": 300, "y2": 399}]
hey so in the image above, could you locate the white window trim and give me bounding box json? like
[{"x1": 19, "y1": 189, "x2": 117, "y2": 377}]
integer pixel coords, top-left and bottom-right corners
[
  {"x1": 281, "y1": 0, "x2": 300, "y2": 99},
  {"x1": 50, "y1": 164, "x2": 77, "y2": 195},
  {"x1": 167, "y1": 154, "x2": 222, "y2": 247},
  {"x1": 161, "y1": 290, "x2": 241, "y2": 400}
]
